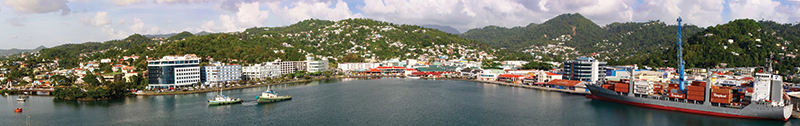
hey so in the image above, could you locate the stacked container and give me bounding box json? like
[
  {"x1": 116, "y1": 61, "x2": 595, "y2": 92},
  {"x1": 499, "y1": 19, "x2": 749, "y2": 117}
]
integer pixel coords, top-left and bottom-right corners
[
  {"x1": 666, "y1": 83, "x2": 684, "y2": 99},
  {"x1": 710, "y1": 87, "x2": 733, "y2": 104},
  {"x1": 615, "y1": 83, "x2": 629, "y2": 93},
  {"x1": 633, "y1": 81, "x2": 653, "y2": 94},
  {"x1": 653, "y1": 84, "x2": 665, "y2": 94},
  {"x1": 686, "y1": 81, "x2": 706, "y2": 101},
  {"x1": 602, "y1": 84, "x2": 615, "y2": 90}
]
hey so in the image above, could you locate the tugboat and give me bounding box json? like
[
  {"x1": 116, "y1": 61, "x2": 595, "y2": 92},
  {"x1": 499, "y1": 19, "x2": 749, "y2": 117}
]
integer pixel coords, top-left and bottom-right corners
[
  {"x1": 256, "y1": 86, "x2": 291, "y2": 103},
  {"x1": 14, "y1": 108, "x2": 22, "y2": 113},
  {"x1": 208, "y1": 88, "x2": 242, "y2": 105}
]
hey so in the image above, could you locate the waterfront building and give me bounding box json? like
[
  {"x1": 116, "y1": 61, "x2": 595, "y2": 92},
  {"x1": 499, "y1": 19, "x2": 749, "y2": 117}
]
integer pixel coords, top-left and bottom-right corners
[
  {"x1": 306, "y1": 59, "x2": 329, "y2": 73},
  {"x1": 338, "y1": 63, "x2": 381, "y2": 72},
  {"x1": 273, "y1": 60, "x2": 306, "y2": 75},
  {"x1": 478, "y1": 69, "x2": 506, "y2": 81},
  {"x1": 201, "y1": 62, "x2": 242, "y2": 86},
  {"x1": 242, "y1": 63, "x2": 281, "y2": 80},
  {"x1": 562, "y1": 57, "x2": 607, "y2": 82},
  {"x1": 147, "y1": 54, "x2": 201, "y2": 89}
]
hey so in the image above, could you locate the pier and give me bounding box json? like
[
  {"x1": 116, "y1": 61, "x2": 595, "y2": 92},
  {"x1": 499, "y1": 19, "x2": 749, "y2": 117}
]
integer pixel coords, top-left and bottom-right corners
[{"x1": 429, "y1": 77, "x2": 590, "y2": 95}]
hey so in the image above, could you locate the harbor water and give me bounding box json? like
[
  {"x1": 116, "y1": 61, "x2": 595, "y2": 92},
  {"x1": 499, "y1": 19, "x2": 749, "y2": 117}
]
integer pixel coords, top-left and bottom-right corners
[{"x1": 1, "y1": 78, "x2": 797, "y2": 126}]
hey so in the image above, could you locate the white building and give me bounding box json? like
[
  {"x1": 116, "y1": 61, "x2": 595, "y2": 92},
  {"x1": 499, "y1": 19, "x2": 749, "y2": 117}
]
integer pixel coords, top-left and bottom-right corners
[
  {"x1": 338, "y1": 63, "x2": 381, "y2": 72},
  {"x1": 477, "y1": 69, "x2": 506, "y2": 81},
  {"x1": 147, "y1": 54, "x2": 201, "y2": 89},
  {"x1": 273, "y1": 60, "x2": 306, "y2": 75},
  {"x1": 201, "y1": 62, "x2": 242, "y2": 85},
  {"x1": 306, "y1": 59, "x2": 329, "y2": 73},
  {"x1": 562, "y1": 57, "x2": 607, "y2": 82},
  {"x1": 242, "y1": 63, "x2": 281, "y2": 80}
]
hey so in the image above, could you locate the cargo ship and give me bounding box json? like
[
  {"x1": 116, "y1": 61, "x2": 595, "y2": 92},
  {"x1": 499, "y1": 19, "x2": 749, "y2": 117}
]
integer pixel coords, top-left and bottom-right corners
[
  {"x1": 585, "y1": 17, "x2": 792, "y2": 121},
  {"x1": 586, "y1": 72, "x2": 792, "y2": 121}
]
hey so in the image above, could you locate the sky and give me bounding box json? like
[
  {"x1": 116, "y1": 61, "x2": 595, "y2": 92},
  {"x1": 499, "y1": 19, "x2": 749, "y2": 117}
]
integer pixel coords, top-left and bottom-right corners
[{"x1": 1, "y1": 0, "x2": 800, "y2": 49}]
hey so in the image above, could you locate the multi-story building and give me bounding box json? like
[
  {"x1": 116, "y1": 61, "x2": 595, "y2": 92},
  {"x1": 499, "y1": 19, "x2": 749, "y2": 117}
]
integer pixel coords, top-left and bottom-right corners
[
  {"x1": 562, "y1": 57, "x2": 606, "y2": 82},
  {"x1": 338, "y1": 63, "x2": 381, "y2": 72},
  {"x1": 273, "y1": 61, "x2": 306, "y2": 75},
  {"x1": 242, "y1": 63, "x2": 281, "y2": 80},
  {"x1": 147, "y1": 54, "x2": 201, "y2": 89},
  {"x1": 200, "y1": 62, "x2": 242, "y2": 85},
  {"x1": 306, "y1": 59, "x2": 328, "y2": 73}
]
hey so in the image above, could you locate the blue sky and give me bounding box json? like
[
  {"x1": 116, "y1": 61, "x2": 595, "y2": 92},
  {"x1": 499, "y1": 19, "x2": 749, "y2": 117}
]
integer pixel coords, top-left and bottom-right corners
[{"x1": 1, "y1": 0, "x2": 799, "y2": 49}]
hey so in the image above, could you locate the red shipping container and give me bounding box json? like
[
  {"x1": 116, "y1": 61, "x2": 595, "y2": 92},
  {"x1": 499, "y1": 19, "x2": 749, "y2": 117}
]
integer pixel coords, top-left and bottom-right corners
[
  {"x1": 615, "y1": 88, "x2": 629, "y2": 93},
  {"x1": 687, "y1": 86, "x2": 705, "y2": 92},
  {"x1": 711, "y1": 92, "x2": 731, "y2": 99},
  {"x1": 746, "y1": 88, "x2": 753, "y2": 93},
  {"x1": 668, "y1": 93, "x2": 686, "y2": 99},
  {"x1": 687, "y1": 95, "x2": 705, "y2": 101},
  {"x1": 669, "y1": 84, "x2": 679, "y2": 87},
  {"x1": 687, "y1": 90, "x2": 705, "y2": 96},
  {"x1": 710, "y1": 97, "x2": 732, "y2": 103},
  {"x1": 602, "y1": 84, "x2": 614, "y2": 90},
  {"x1": 691, "y1": 81, "x2": 707, "y2": 87},
  {"x1": 711, "y1": 88, "x2": 731, "y2": 94}
]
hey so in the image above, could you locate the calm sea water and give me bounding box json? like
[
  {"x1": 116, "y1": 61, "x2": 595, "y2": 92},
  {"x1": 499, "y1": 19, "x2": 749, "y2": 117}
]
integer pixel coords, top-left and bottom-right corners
[{"x1": 1, "y1": 78, "x2": 797, "y2": 126}]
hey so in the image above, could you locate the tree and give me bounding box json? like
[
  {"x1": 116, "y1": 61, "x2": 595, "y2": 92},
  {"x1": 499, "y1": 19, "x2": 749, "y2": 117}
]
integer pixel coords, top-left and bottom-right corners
[{"x1": 83, "y1": 71, "x2": 100, "y2": 86}]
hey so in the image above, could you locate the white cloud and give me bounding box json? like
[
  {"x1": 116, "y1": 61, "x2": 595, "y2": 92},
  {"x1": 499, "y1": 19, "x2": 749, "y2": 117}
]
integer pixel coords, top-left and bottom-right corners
[
  {"x1": 266, "y1": 0, "x2": 363, "y2": 23},
  {"x1": 4, "y1": 0, "x2": 71, "y2": 15},
  {"x1": 80, "y1": 11, "x2": 112, "y2": 26},
  {"x1": 118, "y1": 19, "x2": 126, "y2": 25},
  {"x1": 6, "y1": 17, "x2": 27, "y2": 26},
  {"x1": 130, "y1": 17, "x2": 145, "y2": 33},
  {"x1": 632, "y1": 0, "x2": 725, "y2": 27},
  {"x1": 156, "y1": 0, "x2": 212, "y2": 4},
  {"x1": 114, "y1": 0, "x2": 144, "y2": 6},
  {"x1": 129, "y1": 17, "x2": 162, "y2": 34},
  {"x1": 12, "y1": 35, "x2": 18, "y2": 39},
  {"x1": 728, "y1": 0, "x2": 795, "y2": 23},
  {"x1": 202, "y1": 2, "x2": 269, "y2": 32},
  {"x1": 362, "y1": 0, "x2": 539, "y2": 31}
]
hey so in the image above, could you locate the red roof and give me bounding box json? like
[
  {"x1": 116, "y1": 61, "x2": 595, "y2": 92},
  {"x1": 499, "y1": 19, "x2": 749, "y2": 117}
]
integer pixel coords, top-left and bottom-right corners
[
  {"x1": 498, "y1": 74, "x2": 527, "y2": 78},
  {"x1": 546, "y1": 72, "x2": 560, "y2": 75},
  {"x1": 377, "y1": 66, "x2": 405, "y2": 69},
  {"x1": 406, "y1": 69, "x2": 417, "y2": 71},
  {"x1": 545, "y1": 79, "x2": 583, "y2": 87},
  {"x1": 741, "y1": 77, "x2": 754, "y2": 80}
]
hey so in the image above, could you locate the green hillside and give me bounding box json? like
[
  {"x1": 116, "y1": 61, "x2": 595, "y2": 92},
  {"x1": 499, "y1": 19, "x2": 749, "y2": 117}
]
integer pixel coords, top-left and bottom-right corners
[{"x1": 31, "y1": 18, "x2": 532, "y2": 70}]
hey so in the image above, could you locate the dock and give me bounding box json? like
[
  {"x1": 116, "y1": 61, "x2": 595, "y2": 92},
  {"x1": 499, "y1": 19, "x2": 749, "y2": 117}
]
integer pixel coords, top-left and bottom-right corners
[{"x1": 429, "y1": 77, "x2": 590, "y2": 95}]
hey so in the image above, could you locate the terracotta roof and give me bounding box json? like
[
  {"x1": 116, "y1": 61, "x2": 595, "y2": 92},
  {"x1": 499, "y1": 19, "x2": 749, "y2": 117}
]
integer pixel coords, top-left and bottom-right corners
[
  {"x1": 546, "y1": 72, "x2": 560, "y2": 75},
  {"x1": 545, "y1": 79, "x2": 583, "y2": 87},
  {"x1": 498, "y1": 74, "x2": 527, "y2": 78}
]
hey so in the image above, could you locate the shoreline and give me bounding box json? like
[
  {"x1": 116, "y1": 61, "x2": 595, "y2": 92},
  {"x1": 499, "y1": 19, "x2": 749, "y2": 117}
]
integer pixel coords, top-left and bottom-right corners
[
  {"x1": 425, "y1": 77, "x2": 590, "y2": 95},
  {"x1": 136, "y1": 75, "x2": 405, "y2": 96}
]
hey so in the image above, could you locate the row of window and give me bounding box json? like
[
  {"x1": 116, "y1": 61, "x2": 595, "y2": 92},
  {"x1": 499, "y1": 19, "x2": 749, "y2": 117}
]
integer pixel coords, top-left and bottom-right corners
[
  {"x1": 177, "y1": 72, "x2": 200, "y2": 76},
  {"x1": 149, "y1": 60, "x2": 199, "y2": 65},
  {"x1": 176, "y1": 76, "x2": 200, "y2": 80},
  {"x1": 177, "y1": 80, "x2": 199, "y2": 84}
]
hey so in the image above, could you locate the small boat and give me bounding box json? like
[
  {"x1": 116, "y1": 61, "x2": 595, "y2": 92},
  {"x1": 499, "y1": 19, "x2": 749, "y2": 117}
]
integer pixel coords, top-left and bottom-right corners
[
  {"x1": 208, "y1": 89, "x2": 242, "y2": 105},
  {"x1": 17, "y1": 95, "x2": 27, "y2": 101},
  {"x1": 256, "y1": 86, "x2": 291, "y2": 103},
  {"x1": 14, "y1": 108, "x2": 22, "y2": 113}
]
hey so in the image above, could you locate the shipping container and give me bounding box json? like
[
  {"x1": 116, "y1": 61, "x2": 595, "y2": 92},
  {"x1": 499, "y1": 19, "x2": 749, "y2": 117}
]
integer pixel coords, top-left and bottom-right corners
[
  {"x1": 687, "y1": 91, "x2": 705, "y2": 96},
  {"x1": 710, "y1": 97, "x2": 732, "y2": 103},
  {"x1": 668, "y1": 84, "x2": 679, "y2": 88},
  {"x1": 687, "y1": 86, "x2": 705, "y2": 92},
  {"x1": 687, "y1": 95, "x2": 705, "y2": 101},
  {"x1": 668, "y1": 93, "x2": 686, "y2": 99},
  {"x1": 711, "y1": 88, "x2": 732, "y2": 94},
  {"x1": 602, "y1": 84, "x2": 614, "y2": 90},
  {"x1": 691, "y1": 81, "x2": 707, "y2": 87},
  {"x1": 711, "y1": 92, "x2": 732, "y2": 99}
]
